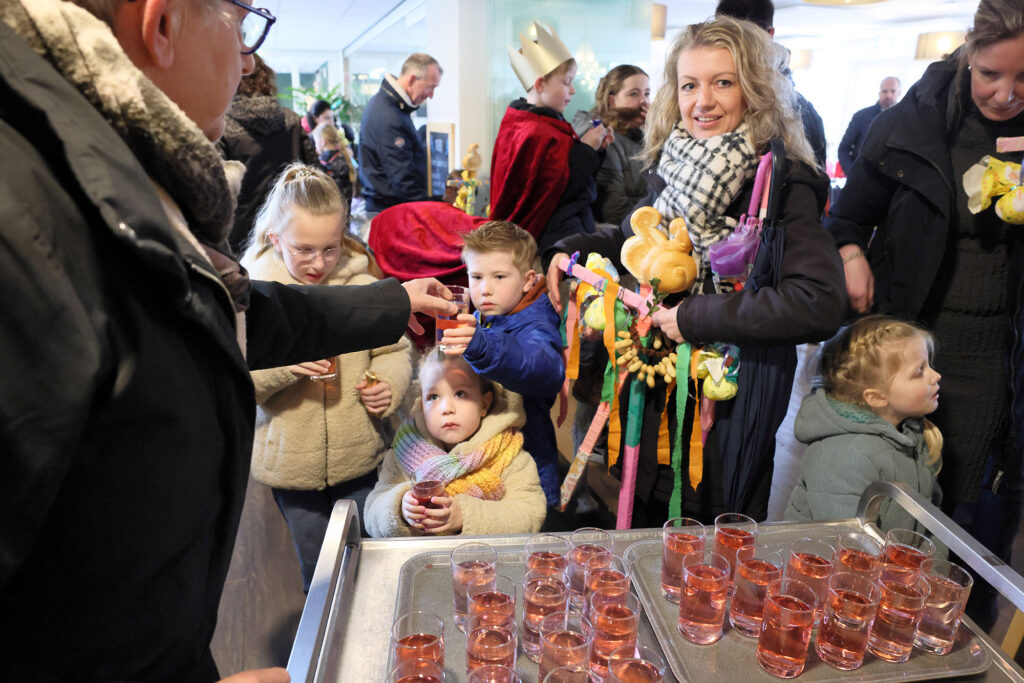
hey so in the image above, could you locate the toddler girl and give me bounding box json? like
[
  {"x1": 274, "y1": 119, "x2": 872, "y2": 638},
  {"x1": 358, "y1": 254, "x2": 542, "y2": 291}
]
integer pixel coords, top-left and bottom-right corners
[
  {"x1": 786, "y1": 316, "x2": 943, "y2": 532},
  {"x1": 364, "y1": 351, "x2": 547, "y2": 537},
  {"x1": 241, "y1": 163, "x2": 413, "y2": 590}
]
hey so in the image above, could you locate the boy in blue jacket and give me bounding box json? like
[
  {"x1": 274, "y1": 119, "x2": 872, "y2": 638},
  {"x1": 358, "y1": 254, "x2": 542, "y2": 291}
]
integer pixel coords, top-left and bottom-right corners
[{"x1": 440, "y1": 220, "x2": 565, "y2": 508}]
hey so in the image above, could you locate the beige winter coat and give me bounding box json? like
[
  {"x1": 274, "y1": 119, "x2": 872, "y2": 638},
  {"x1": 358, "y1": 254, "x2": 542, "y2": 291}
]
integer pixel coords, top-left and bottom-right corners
[
  {"x1": 364, "y1": 387, "x2": 547, "y2": 537},
  {"x1": 244, "y1": 248, "x2": 413, "y2": 490}
]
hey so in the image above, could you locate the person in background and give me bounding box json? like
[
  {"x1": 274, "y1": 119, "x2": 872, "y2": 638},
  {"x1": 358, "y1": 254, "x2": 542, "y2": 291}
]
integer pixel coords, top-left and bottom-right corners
[
  {"x1": 312, "y1": 121, "x2": 355, "y2": 208},
  {"x1": 825, "y1": 0, "x2": 1024, "y2": 630},
  {"x1": 544, "y1": 17, "x2": 845, "y2": 525},
  {"x1": 218, "y1": 54, "x2": 318, "y2": 254},
  {"x1": 358, "y1": 53, "x2": 442, "y2": 214},
  {"x1": 489, "y1": 22, "x2": 612, "y2": 253},
  {"x1": 785, "y1": 316, "x2": 943, "y2": 533},
  {"x1": 716, "y1": 0, "x2": 827, "y2": 169},
  {"x1": 439, "y1": 220, "x2": 565, "y2": 514},
  {"x1": 838, "y1": 76, "x2": 901, "y2": 173},
  {"x1": 572, "y1": 64, "x2": 652, "y2": 226},
  {"x1": 0, "y1": 0, "x2": 454, "y2": 679},
  {"x1": 241, "y1": 164, "x2": 412, "y2": 590},
  {"x1": 300, "y1": 98, "x2": 332, "y2": 136},
  {"x1": 364, "y1": 352, "x2": 547, "y2": 537}
]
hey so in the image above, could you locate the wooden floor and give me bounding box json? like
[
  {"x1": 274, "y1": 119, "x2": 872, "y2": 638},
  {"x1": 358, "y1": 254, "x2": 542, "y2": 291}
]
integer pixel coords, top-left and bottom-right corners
[{"x1": 211, "y1": 477, "x2": 306, "y2": 673}]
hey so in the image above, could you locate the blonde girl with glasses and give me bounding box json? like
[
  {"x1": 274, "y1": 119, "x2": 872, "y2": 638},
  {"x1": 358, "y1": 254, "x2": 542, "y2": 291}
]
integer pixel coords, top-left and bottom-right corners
[{"x1": 241, "y1": 163, "x2": 414, "y2": 590}]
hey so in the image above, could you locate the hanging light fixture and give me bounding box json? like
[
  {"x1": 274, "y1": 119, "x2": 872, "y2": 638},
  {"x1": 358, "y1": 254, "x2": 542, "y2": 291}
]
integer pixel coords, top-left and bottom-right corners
[
  {"x1": 915, "y1": 30, "x2": 966, "y2": 60},
  {"x1": 652, "y1": 3, "x2": 667, "y2": 40}
]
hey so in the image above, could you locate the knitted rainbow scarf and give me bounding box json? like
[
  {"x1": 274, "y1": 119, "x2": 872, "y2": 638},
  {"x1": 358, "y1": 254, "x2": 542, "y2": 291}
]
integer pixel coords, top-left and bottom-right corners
[{"x1": 393, "y1": 419, "x2": 523, "y2": 500}]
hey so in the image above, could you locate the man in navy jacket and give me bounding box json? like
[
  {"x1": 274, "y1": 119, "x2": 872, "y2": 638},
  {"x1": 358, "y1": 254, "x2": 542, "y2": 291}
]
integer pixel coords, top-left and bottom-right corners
[
  {"x1": 838, "y1": 76, "x2": 901, "y2": 173},
  {"x1": 358, "y1": 53, "x2": 442, "y2": 213}
]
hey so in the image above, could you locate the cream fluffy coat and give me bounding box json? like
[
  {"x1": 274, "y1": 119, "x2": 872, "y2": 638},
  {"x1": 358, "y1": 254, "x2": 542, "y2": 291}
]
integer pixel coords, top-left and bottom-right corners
[
  {"x1": 364, "y1": 388, "x2": 547, "y2": 537},
  {"x1": 245, "y1": 248, "x2": 413, "y2": 490}
]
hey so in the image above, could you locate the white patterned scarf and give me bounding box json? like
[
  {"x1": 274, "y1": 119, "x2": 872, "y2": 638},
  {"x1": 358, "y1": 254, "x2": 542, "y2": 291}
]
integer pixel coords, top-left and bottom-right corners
[{"x1": 654, "y1": 122, "x2": 759, "y2": 264}]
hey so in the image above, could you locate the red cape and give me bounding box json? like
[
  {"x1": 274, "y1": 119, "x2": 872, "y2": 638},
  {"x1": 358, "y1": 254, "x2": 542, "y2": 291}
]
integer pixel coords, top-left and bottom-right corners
[
  {"x1": 489, "y1": 105, "x2": 574, "y2": 240},
  {"x1": 368, "y1": 201, "x2": 488, "y2": 349}
]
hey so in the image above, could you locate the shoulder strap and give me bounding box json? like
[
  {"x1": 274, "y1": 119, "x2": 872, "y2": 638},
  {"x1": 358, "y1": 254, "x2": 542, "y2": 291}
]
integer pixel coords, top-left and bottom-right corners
[{"x1": 766, "y1": 138, "x2": 787, "y2": 222}]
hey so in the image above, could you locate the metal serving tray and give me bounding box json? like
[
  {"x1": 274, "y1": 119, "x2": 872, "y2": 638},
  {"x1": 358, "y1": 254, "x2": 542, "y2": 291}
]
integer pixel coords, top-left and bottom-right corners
[
  {"x1": 388, "y1": 539, "x2": 667, "y2": 681},
  {"x1": 286, "y1": 482, "x2": 1024, "y2": 682},
  {"x1": 625, "y1": 526, "x2": 990, "y2": 683}
]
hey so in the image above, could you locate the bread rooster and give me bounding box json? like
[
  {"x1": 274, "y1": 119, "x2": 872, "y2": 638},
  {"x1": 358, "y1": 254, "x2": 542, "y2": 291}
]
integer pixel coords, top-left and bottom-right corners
[{"x1": 620, "y1": 207, "x2": 697, "y2": 293}]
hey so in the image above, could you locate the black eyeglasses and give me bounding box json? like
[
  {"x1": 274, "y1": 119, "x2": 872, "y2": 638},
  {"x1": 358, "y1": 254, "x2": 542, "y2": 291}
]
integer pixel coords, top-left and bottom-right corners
[{"x1": 224, "y1": 0, "x2": 275, "y2": 54}]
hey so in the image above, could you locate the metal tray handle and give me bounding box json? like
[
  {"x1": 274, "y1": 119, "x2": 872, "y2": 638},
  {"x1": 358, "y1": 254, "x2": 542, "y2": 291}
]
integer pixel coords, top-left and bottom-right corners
[
  {"x1": 856, "y1": 480, "x2": 1024, "y2": 613},
  {"x1": 286, "y1": 499, "x2": 362, "y2": 683}
]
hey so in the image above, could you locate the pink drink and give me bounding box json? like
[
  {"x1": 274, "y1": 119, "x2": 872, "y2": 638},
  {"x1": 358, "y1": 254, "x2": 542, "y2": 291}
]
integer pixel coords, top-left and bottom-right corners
[
  {"x1": 583, "y1": 554, "x2": 629, "y2": 621},
  {"x1": 785, "y1": 538, "x2": 836, "y2": 620},
  {"x1": 412, "y1": 480, "x2": 444, "y2": 509},
  {"x1": 568, "y1": 528, "x2": 612, "y2": 608},
  {"x1": 729, "y1": 551, "x2": 783, "y2": 637},
  {"x1": 388, "y1": 657, "x2": 445, "y2": 683},
  {"x1": 589, "y1": 591, "x2": 641, "y2": 680},
  {"x1": 391, "y1": 611, "x2": 445, "y2": 668},
  {"x1": 452, "y1": 560, "x2": 496, "y2": 629},
  {"x1": 522, "y1": 573, "x2": 569, "y2": 661},
  {"x1": 756, "y1": 579, "x2": 817, "y2": 679},
  {"x1": 466, "y1": 664, "x2": 521, "y2": 683},
  {"x1": 466, "y1": 619, "x2": 517, "y2": 672},
  {"x1": 868, "y1": 573, "x2": 931, "y2": 663},
  {"x1": 394, "y1": 634, "x2": 444, "y2": 666},
  {"x1": 661, "y1": 517, "x2": 705, "y2": 603},
  {"x1": 570, "y1": 544, "x2": 607, "y2": 607},
  {"x1": 713, "y1": 513, "x2": 758, "y2": 582},
  {"x1": 883, "y1": 529, "x2": 935, "y2": 572},
  {"x1": 529, "y1": 550, "x2": 569, "y2": 575},
  {"x1": 539, "y1": 611, "x2": 594, "y2": 681},
  {"x1": 915, "y1": 560, "x2": 973, "y2": 655},
  {"x1": 836, "y1": 532, "x2": 883, "y2": 579},
  {"x1": 814, "y1": 573, "x2": 882, "y2": 671},
  {"x1": 607, "y1": 658, "x2": 665, "y2": 682},
  {"x1": 677, "y1": 553, "x2": 730, "y2": 645}
]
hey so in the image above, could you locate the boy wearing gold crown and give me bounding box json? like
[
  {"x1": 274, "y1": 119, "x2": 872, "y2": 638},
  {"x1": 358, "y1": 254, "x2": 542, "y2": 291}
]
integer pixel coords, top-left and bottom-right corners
[{"x1": 490, "y1": 23, "x2": 612, "y2": 254}]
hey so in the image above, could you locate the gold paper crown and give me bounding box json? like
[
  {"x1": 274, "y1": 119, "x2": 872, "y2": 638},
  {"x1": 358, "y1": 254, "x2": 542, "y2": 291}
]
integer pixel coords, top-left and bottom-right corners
[{"x1": 507, "y1": 22, "x2": 574, "y2": 92}]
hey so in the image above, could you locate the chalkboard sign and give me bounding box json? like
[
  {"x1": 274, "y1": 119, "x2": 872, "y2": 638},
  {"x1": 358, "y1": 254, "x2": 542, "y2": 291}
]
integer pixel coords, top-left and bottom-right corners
[{"x1": 426, "y1": 123, "x2": 455, "y2": 199}]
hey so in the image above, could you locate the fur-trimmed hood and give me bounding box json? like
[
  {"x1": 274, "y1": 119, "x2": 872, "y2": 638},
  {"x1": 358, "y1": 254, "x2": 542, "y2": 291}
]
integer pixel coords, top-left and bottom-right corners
[
  {"x1": 224, "y1": 94, "x2": 305, "y2": 139},
  {"x1": 0, "y1": 0, "x2": 243, "y2": 249}
]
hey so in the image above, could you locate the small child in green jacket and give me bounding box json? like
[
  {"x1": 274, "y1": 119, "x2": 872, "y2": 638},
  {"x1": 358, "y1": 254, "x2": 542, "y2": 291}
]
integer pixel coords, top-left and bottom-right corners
[{"x1": 786, "y1": 316, "x2": 943, "y2": 532}]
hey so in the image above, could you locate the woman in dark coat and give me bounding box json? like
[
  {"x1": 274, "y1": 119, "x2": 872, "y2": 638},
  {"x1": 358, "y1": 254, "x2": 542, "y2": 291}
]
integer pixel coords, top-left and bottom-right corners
[
  {"x1": 545, "y1": 17, "x2": 845, "y2": 525},
  {"x1": 218, "y1": 55, "x2": 318, "y2": 253},
  {"x1": 825, "y1": 0, "x2": 1024, "y2": 630}
]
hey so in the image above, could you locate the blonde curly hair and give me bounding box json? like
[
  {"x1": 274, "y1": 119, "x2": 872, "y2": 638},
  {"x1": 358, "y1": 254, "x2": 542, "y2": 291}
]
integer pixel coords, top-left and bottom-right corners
[{"x1": 641, "y1": 16, "x2": 816, "y2": 169}]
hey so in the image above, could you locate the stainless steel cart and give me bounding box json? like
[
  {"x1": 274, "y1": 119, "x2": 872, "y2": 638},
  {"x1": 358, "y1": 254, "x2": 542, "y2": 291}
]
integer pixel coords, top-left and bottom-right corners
[{"x1": 286, "y1": 481, "x2": 1024, "y2": 682}]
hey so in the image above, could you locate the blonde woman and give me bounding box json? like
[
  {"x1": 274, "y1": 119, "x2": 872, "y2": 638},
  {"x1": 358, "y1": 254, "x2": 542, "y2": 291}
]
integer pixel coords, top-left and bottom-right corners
[
  {"x1": 544, "y1": 16, "x2": 845, "y2": 525},
  {"x1": 242, "y1": 164, "x2": 413, "y2": 590}
]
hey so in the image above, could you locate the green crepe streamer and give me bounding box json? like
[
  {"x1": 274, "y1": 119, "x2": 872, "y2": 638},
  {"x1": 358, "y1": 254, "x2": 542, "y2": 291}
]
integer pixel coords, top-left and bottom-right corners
[
  {"x1": 624, "y1": 375, "x2": 645, "y2": 448},
  {"x1": 668, "y1": 342, "x2": 691, "y2": 520}
]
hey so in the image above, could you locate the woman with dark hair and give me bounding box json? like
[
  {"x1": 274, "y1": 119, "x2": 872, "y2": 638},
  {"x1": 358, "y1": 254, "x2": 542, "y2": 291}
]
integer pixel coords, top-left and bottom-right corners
[
  {"x1": 301, "y1": 98, "x2": 333, "y2": 134},
  {"x1": 825, "y1": 0, "x2": 1024, "y2": 630},
  {"x1": 572, "y1": 65, "x2": 651, "y2": 225},
  {"x1": 218, "y1": 55, "x2": 318, "y2": 253}
]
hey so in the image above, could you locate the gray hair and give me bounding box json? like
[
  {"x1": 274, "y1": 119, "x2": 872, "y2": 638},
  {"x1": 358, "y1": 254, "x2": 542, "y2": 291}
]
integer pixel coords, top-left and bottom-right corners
[{"x1": 400, "y1": 53, "x2": 443, "y2": 78}]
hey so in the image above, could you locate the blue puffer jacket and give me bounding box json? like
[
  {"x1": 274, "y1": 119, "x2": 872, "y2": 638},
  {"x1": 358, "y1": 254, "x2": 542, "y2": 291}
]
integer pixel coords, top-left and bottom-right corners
[
  {"x1": 463, "y1": 291, "x2": 565, "y2": 506},
  {"x1": 357, "y1": 76, "x2": 428, "y2": 212}
]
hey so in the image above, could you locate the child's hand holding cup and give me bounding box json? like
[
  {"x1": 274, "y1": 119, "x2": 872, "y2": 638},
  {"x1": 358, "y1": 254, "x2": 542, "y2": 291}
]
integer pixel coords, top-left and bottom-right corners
[{"x1": 436, "y1": 285, "x2": 474, "y2": 354}]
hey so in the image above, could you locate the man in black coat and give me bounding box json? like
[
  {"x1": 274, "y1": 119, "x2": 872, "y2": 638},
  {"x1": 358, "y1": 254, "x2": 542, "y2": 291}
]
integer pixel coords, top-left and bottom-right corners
[
  {"x1": 357, "y1": 53, "x2": 443, "y2": 213},
  {"x1": 0, "y1": 1, "x2": 453, "y2": 680},
  {"x1": 837, "y1": 76, "x2": 901, "y2": 173}
]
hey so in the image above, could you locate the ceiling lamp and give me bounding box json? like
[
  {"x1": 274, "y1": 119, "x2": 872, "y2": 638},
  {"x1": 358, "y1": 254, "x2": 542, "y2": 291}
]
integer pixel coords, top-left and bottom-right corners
[
  {"x1": 652, "y1": 3, "x2": 667, "y2": 40},
  {"x1": 801, "y1": 0, "x2": 889, "y2": 5},
  {"x1": 915, "y1": 30, "x2": 966, "y2": 60}
]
